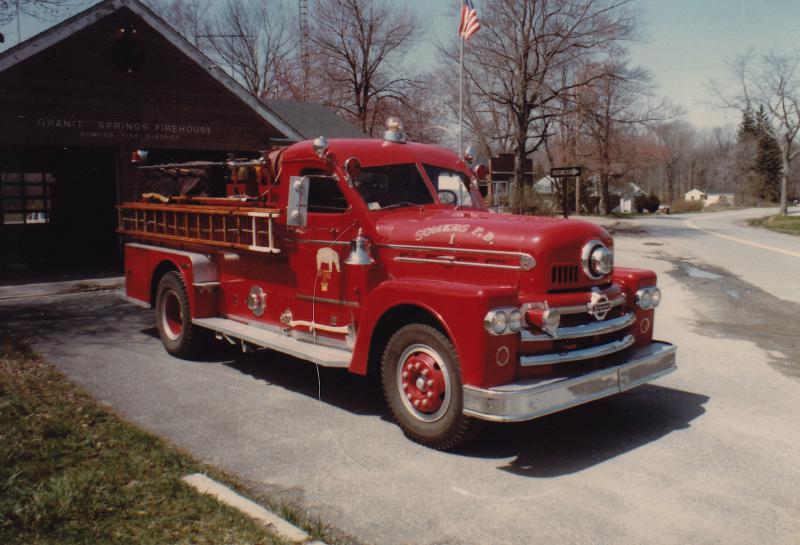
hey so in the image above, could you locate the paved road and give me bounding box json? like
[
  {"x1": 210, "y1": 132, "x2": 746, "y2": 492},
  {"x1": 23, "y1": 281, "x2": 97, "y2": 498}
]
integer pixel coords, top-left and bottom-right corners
[
  {"x1": 645, "y1": 206, "x2": 800, "y2": 304},
  {"x1": 2, "y1": 208, "x2": 799, "y2": 545}
]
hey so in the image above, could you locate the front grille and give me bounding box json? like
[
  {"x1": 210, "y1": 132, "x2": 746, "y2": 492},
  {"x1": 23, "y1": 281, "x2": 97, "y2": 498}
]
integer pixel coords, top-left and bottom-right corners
[
  {"x1": 551, "y1": 264, "x2": 579, "y2": 286},
  {"x1": 559, "y1": 305, "x2": 625, "y2": 328}
]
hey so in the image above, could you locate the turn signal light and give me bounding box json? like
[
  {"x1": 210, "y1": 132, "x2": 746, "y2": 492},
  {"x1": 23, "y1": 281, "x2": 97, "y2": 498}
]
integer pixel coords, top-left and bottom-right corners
[{"x1": 525, "y1": 307, "x2": 561, "y2": 336}]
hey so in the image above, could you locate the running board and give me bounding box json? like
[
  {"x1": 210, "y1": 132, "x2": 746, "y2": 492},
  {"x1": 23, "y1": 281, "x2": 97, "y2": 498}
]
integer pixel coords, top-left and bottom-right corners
[{"x1": 193, "y1": 317, "x2": 352, "y2": 368}]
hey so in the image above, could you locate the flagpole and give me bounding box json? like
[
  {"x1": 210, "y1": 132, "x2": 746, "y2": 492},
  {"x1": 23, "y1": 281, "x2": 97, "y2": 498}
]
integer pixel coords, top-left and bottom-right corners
[{"x1": 459, "y1": 34, "x2": 464, "y2": 156}]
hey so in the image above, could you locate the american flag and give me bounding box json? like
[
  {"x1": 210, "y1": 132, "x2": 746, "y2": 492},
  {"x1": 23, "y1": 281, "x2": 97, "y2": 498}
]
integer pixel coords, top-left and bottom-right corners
[{"x1": 459, "y1": 0, "x2": 480, "y2": 41}]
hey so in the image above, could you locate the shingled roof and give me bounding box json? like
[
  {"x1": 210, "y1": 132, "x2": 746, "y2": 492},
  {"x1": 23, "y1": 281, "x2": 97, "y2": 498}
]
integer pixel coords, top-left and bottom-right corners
[{"x1": 262, "y1": 99, "x2": 368, "y2": 140}]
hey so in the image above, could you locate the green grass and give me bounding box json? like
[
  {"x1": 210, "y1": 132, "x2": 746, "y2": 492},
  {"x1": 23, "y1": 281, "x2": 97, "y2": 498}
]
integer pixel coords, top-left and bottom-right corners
[
  {"x1": 0, "y1": 333, "x2": 287, "y2": 545},
  {"x1": 748, "y1": 215, "x2": 800, "y2": 236}
]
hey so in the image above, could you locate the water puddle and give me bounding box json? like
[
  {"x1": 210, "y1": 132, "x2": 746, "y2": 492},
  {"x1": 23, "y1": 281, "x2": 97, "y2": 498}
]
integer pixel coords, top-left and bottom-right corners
[
  {"x1": 679, "y1": 263, "x2": 723, "y2": 280},
  {"x1": 667, "y1": 257, "x2": 800, "y2": 379}
]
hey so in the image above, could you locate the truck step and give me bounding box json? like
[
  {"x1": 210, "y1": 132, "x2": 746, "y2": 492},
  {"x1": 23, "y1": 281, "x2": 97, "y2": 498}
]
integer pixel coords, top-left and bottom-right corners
[{"x1": 192, "y1": 317, "x2": 352, "y2": 368}]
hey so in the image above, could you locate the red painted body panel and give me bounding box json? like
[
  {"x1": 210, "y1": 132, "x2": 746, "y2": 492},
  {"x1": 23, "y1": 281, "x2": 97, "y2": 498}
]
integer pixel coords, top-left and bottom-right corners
[
  {"x1": 612, "y1": 267, "x2": 657, "y2": 346},
  {"x1": 123, "y1": 137, "x2": 667, "y2": 390}
]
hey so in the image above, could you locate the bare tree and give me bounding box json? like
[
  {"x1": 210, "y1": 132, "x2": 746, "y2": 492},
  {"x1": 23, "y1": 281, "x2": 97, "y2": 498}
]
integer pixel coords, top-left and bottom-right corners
[
  {"x1": 0, "y1": 0, "x2": 70, "y2": 26},
  {"x1": 146, "y1": 0, "x2": 212, "y2": 48},
  {"x1": 444, "y1": 0, "x2": 638, "y2": 194},
  {"x1": 654, "y1": 120, "x2": 696, "y2": 204},
  {"x1": 715, "y1": 50, "x2": 800, "y2": 215},
  {"x1": 574, "y1": 59, "x2": 673, "y2": 213},
  {"x1": 204, "y1": 0, "x2": 298, "y2": 100},
  {"x1": 308, "y1": 0, "x2": 422, "y2": 135}
]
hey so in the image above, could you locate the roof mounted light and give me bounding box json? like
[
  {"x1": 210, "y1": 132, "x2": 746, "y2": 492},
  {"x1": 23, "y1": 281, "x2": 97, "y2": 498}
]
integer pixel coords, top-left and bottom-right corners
[
  {"x1": 312, "y1": 136, "x2": 329, "y2": 159},
  {"x1": 383, "y1": 117, "x2": 406, "y2": 143}
]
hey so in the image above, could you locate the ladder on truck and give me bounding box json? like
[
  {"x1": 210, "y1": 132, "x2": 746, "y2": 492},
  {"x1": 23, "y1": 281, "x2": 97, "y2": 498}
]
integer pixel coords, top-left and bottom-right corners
[{"x1": 117, "y1": 202, "x2": 281, "y2": 254}]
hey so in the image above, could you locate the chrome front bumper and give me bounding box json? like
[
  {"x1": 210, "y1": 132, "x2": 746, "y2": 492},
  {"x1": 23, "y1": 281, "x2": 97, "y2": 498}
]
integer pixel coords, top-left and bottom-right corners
[{"x1": 462, "y1": 341, "x2": 676, "y2": 423}]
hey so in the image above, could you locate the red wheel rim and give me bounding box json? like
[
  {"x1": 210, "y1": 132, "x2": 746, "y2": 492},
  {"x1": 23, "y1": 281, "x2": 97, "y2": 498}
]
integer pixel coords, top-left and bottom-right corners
[
  {"x1": 396, "y1": 344, "x2": 450, "y2": 422},
  {"x1": 162, "y1": 291, "x2": 183, "y2": 340}
]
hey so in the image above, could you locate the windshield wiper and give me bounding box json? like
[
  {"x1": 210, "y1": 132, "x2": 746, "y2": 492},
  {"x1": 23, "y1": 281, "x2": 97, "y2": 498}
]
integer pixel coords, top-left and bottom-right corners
[{"x1": 380, "y1": 201, "x2": 424, "y2": 211}]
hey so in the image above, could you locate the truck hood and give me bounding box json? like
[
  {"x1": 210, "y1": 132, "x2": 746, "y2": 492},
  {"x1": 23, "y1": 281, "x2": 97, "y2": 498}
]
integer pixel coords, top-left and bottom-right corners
[{"x1": 374, "y1": 208, "x2": 612, "y2": 259}]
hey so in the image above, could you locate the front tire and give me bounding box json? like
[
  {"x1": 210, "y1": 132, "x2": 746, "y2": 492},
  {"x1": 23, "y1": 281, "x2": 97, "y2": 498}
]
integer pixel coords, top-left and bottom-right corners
[
  {"x1": 381, "y1": 324, "x2": 483, "y2": 450},
  {"x1": 155, "y1": 271, "x2": 206, "y2": 358}
]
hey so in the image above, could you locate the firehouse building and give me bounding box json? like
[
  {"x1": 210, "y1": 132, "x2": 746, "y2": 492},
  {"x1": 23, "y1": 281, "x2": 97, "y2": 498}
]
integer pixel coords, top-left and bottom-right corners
[{"x1": 0, "y1": 0, "x2": 363, "y2": 278}]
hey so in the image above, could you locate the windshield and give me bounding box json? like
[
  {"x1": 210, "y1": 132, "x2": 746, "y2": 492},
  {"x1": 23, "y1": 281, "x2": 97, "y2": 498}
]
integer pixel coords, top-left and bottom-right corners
[
  {"x1": 422, "y1": 164, "x2": 474, "y2": 207},
  {"x1": 355, "y1": 163, "x2": 434, "y2": 210}
]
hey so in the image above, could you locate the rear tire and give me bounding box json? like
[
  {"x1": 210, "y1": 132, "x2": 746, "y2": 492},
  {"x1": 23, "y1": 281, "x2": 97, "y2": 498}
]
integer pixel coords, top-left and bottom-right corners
[
  {"x1": 155, "y1": 271, "x2": 207, "y2": 358},
  {"x1": 381, "y1": 324, "x2": 483, "y2": 450}
]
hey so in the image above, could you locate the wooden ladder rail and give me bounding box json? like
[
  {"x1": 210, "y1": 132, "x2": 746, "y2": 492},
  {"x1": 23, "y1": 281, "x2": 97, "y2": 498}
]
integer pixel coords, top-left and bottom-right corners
[{"x1": 117, "y1": 204, "x2": 282, "y2": 254}]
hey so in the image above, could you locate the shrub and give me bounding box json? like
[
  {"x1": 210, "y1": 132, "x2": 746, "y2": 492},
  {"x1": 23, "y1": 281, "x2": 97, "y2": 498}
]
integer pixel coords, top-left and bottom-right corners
[
  {"x1": 671, "y1": 200, "x2": 703, "y2": 213},
  {"x1": 644, "y1": 195, "x2": 660, "y2": 213}
]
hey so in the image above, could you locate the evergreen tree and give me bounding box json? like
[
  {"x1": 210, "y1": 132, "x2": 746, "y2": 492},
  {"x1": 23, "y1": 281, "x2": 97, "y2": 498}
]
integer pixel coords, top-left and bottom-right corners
[
  {"x1": 754, "y1": 110, "x2": 782, "y2": 201},
  {"x1": 738, "y1": 104, "x2": 757, "y2": 139}
]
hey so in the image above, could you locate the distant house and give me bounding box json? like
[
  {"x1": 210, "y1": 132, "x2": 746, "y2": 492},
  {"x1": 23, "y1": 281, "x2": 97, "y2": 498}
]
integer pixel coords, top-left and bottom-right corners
[
  {"x1": 684, "y1": 189, "x2": 735, "y2": 207},
  {"x1": 705, "y1": 192, "x2": 735, "y2": 207},
  {"x1": 612, "y1": 182, "x2": 647, "y2": 213},
  {"x1": 685, "y1": 189, "x2": 707, "y2": 202},
  {"x1": 533, "y1": 175, "x2": 556, "y2": 194}
]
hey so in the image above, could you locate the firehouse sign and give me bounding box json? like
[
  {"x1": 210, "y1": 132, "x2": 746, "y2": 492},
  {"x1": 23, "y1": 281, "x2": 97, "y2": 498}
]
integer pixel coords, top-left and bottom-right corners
[
  {"x1": 551, "y1": 166, "x2": 582, "y2": 177},
  {"x1": 33, "y1": 118, "x2": 214, "y2": 142}
]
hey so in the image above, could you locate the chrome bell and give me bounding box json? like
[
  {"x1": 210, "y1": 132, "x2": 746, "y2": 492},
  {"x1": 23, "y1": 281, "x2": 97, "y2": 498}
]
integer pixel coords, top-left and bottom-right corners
[{"x1": 344, "y1": 229, "x2": 375, "y2": 266}]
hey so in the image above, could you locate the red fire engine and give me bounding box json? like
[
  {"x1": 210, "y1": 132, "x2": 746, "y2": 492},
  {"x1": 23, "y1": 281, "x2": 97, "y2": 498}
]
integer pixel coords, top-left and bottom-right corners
[{"x1": 119, "y1": 118, "x2": 676, "y2": 449}]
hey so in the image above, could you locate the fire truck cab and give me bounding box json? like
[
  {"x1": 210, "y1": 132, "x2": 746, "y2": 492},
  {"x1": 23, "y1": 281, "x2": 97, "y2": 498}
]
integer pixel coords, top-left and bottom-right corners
[{"x1": 120, "y1": 119, "x2": 676, "y2": 449}]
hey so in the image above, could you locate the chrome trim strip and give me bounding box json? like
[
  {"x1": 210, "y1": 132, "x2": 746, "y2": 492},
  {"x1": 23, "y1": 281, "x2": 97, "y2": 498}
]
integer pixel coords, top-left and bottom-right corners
[
  {"x1": 549, "y1": 294, "x2": 627, "y2": 316},
  {"x1": 394, "y1": 256, "x2": 521, "y2": 270},
  {"x1": 520, "y1": 334, "x2": 635, "y2": 366},
  {"x1": 297, "y1": 294, "x2": 360, "y2": 307},
  {"x1": 462, "y1": 342, "x2": 676, "y2": 422},
  {"x1": 193, "y1": 281, "x2": 221, "y2": 288},
  {"x1": 381, "y1": 243, "x2": 528, "y2": 258},
  {"x1": 522, "y1": 311, "x2": 635, "y2": 341},
  {"x1": 298, "y1": 239, "x2": 350, "y2": 247}
]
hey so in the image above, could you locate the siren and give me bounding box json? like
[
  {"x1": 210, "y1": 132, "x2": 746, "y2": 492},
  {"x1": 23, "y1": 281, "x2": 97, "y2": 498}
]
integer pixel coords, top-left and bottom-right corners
[{"x1": 383, "y1": 117, "x2": 406, "y2": 144}]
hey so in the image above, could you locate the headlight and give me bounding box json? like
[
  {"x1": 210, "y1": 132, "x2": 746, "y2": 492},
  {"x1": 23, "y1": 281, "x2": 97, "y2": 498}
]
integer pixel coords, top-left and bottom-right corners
[
  {"x1": 635, "y1": 286, "x2": 662, "y2": 310},
  {"x1": 590, "y1": 246, "x2": 613, "y2": 276},
  {"x1": 508, "y1": 309, "x2": 523, "y2": 333},
  {"x1": 484, "y1": 307, "x2": 523, "y2": 335},
  {"x1": 484, "y1": 309, "x2": 508, "y2": 335},
  {"x1": 581, "y1": 240, "x2": 613, "y2": 279}
]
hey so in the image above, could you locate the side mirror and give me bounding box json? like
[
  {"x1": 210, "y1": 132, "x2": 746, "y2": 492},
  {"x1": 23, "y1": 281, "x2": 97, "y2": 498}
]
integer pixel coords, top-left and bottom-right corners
[
  {"x1": 287, "y1": 175, "x2": 309, "y2": 227},
  {"x1": 438, "y1": 189, "x2": 458, "y2": 205},
  {"x1": 344, "y1": 157, "x2": 362, "y2": 186}
]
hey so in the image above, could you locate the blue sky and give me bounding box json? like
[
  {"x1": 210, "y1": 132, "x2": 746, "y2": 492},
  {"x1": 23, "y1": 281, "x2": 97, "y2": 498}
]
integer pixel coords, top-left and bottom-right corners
[{"x1": 3, "y1": 0, "x2": 799, "y2": 129}]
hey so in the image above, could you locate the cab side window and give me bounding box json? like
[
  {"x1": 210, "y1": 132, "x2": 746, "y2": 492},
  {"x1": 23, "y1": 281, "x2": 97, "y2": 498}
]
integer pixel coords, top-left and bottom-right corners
[{"x1": 301, "y1": 169, "x2": 349, "y2": 213}]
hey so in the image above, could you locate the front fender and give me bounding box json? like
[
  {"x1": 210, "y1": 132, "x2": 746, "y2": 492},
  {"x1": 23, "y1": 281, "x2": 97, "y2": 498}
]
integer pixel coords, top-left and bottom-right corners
[{"x1": 350, "y1": 278, "x2": 519, "y2": 387}]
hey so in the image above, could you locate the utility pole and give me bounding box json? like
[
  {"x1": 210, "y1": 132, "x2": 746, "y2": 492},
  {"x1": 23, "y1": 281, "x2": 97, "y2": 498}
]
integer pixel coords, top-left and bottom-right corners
[{"x1": 299, "y1": 0, "x2": 310, "y2": 100}]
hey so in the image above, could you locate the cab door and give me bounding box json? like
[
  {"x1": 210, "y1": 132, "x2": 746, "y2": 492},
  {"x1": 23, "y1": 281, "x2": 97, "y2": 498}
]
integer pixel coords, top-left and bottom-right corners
[{"x1": 288, "y1": 174, "x2": 361, "y2": 344}]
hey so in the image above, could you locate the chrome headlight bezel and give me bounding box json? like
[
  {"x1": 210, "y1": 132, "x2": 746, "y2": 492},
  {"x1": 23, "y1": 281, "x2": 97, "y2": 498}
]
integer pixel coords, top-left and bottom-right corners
[
  {"x1": 635, "y1": 286, "x2": 662, "y2": 310},
  {"x1": 581, "y1": 240, "x2": 614, "y2": 279},
  {"x1": 484, "y1": 307, "x2": 522, "y2": 336}
]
